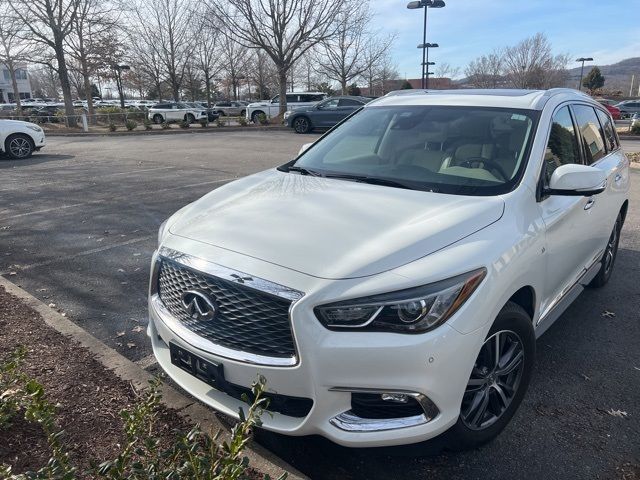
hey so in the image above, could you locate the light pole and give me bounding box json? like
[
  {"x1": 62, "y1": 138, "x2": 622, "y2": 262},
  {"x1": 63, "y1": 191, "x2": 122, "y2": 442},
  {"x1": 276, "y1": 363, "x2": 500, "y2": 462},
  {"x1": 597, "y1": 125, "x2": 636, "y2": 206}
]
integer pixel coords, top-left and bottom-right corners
[
  {"x1": 111, "y1": 64, "x2": 130, "y2": 108},
  {"x1": 418, "y1": 45, "x2": 439, "y2": 88},
  {"x1": 407, "y1": 0, "x2": 445, "y2": 89},
  {"x1": 576, "y1": 57, "x2": 593, "y2": 91}
]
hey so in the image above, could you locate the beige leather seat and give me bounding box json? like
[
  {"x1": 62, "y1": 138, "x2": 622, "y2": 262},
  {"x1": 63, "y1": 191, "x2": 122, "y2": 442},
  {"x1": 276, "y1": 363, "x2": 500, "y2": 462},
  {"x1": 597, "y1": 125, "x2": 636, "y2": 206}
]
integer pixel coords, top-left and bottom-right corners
[{"x1": 397, "y1": 147, "x2": 447, "y2": 172}]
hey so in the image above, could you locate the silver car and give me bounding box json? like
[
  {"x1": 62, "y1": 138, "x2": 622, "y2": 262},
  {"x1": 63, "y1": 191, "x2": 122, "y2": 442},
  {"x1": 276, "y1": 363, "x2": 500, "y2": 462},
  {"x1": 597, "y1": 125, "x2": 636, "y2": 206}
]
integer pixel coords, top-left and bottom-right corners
[{"x1": 212, "y1": 101, "x2": 248, "y2": 117}]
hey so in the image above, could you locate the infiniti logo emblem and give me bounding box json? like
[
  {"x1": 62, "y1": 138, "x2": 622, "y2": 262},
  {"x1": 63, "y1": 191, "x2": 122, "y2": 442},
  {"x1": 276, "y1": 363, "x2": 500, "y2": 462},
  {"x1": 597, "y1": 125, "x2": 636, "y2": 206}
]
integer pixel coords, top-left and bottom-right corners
[{"x1": 181, "y1": 290, "x2": 218, "y2": 321}]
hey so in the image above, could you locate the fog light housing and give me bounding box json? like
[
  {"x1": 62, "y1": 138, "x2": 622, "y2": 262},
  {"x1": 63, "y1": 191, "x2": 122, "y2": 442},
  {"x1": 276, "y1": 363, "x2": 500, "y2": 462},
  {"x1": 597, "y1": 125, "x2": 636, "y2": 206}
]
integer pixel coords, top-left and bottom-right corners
[{"x1": 381, "y1": 393, "x2": 409, "y2": 403}]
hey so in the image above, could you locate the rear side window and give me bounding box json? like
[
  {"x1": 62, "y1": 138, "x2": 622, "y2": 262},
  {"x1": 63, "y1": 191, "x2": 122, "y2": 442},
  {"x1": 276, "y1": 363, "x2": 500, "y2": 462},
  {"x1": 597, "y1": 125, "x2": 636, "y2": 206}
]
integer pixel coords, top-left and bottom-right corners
[
  {"x1": 300, "y1": 94, "x2": 325, "y2": 102},
  {"x1": 155, "y1": 103, "x2": 170, "y2": 109},
  {"x1": 544, "y1": 106, "x2": 580, "y2": 185},
  {"x1": 339, "y1": 98, "x2": 363, "y2": 107},
  {"x1": 286, "y1": 94, "x2": 299, "y2": 103},
  {"x1": 572, "y1": 105, "x2": 606, "y2": 164},
  {"x1": 596, "y1": 108, "x2": 618, "y2": 152}
]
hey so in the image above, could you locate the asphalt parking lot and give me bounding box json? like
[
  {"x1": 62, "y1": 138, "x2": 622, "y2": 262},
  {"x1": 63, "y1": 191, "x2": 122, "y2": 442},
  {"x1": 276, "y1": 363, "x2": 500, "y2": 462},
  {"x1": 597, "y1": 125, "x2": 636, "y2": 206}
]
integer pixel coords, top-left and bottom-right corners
[{"x1": 1, "y1": 131, "x2": 639, "y2": 479}]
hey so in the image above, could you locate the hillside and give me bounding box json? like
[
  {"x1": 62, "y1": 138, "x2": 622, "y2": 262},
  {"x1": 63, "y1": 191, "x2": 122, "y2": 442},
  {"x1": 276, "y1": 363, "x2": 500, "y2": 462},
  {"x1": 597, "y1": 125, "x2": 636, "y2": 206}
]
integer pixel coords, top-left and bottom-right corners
[{"x1": 568, "y1": 57, "x2": 640, "y2": 93}]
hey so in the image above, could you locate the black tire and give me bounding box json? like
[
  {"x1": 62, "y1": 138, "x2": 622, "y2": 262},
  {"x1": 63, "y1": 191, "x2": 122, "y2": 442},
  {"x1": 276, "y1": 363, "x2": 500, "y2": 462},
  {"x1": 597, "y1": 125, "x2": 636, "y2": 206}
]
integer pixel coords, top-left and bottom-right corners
[
  {"x1": 293, "y1": 116, "x2": 312, "y2": 134},
  {"x1": 445, "y1": 301, "x2": 535, "y2": 451},
  {"x1": 251, "y1": 111, "x2": 265, "y2": 124},
  {"x1": 153, "y1": 114, "x2": 164, "y2": 124},
  {"x1": 217, "y1": 111, "x2": 226, "y2": 116},
  {"x1": 185, "y1": 113, "x2": 195, "y2": 123},
  {"x1": 588, "y1": 213, "x2": 622, "y2": 288},
  {"x1": 4, "y1": 134, "x2": 34, "y2": 160},
  {"x1": 240, "y1": 109, "x2": 246, "y2": 117}
]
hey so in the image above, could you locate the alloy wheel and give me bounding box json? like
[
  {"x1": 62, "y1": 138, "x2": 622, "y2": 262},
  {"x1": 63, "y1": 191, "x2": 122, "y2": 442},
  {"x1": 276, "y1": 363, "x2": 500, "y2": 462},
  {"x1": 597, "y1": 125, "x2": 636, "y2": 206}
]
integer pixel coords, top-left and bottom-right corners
[
  {"x1": 294, "y1": 117, "x2": 309, "y2": 133},
  {"x1": 461, "y1": 330, "x2": 525, "y2": 431},
  {"x1": 9, "y1": 137, "x2": 32, "y2": 158}
]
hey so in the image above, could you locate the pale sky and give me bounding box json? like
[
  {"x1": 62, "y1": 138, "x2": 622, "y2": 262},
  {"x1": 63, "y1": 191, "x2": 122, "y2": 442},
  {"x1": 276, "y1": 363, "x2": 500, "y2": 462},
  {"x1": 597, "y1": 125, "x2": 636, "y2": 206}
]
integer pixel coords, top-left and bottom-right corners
[{"x1": 371, "y1": 0, "x2": 640, "y2": 79}]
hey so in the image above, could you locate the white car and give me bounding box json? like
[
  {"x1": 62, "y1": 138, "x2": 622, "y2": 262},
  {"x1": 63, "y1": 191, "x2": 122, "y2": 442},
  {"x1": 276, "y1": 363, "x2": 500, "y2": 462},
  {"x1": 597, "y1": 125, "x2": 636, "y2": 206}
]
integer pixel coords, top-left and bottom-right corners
[
  {"x1": 245, "y1": 92, "x2": 326, "y2": 123},
  {"x1": 147, "y1": 102, "x2": 207, "y2": 124},
  {"x1": 0, "y1": 119, "x2": 46, "y2": 159},
  {"x1": 149, "y1": 88, "x2": 629, "y2": 449}
]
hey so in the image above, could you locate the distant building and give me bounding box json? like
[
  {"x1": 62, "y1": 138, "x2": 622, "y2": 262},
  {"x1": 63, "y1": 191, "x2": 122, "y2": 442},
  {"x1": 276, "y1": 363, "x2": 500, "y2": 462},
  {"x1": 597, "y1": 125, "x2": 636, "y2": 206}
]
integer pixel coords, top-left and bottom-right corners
[{"x1": 0, "y1": 65, "x2": 32, "y2": 103}]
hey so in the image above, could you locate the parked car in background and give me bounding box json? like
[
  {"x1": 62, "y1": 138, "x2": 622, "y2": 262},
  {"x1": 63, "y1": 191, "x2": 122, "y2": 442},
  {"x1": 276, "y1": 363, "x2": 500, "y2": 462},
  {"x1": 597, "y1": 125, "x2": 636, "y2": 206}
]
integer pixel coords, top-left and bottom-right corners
[
  {"x1": 150, "y1": 88, "x2": 629, "y2": 450},
  {"x1": 29, "y1": 105, "x2": 64, "y2": 123},
  {"x1": 614, "y1": 100, "x2": 640, "y2": 119},
  {"x1": 148, "y1": 102, "x2": 207, "y2": 124},
  {"x1": 246, "y1": 92, "x2": 327, "y2": 123},
  {"x1": 212, "y1": 101, "x2": 247, "y2": 117},
  {"x1": 0, "y1": 119, "x2": 46, "y2": 159},
  {"x1": 284, "y1": 95, "x2": 372, "y2": 133},
  {"x1": 631, "y1": 113, "x2": 639, "y2": 129},
  {"x1": 602, "y1": 103, "x2": 621, "y2": 120},
  {"x1": 184, "y1": 102, "x2": 219, "y2": 122}
]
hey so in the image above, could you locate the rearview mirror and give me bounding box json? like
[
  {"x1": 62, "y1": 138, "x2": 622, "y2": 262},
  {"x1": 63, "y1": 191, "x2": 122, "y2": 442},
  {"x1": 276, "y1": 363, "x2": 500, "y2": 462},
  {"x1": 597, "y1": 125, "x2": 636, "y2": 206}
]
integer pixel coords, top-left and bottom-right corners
[{"x1": 546, "y1": 164, "x2": 607, "y2": 196}]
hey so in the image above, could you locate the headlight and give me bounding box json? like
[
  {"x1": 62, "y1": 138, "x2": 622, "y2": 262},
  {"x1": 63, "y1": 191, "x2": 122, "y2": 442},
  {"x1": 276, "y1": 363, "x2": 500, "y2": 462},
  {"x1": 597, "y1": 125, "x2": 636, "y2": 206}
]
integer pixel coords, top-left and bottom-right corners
[
  {"x1": 283, "y1": 111, "x2": 292, "y2": 120},
  {"x1": 315, "y1": 268, "x2": 486, "y2": 333},
  {"x1": 27, "y1": 125, "x2": 43, "y2": 132},
  {"x1": 157, "y1": 219, "x2": 168, "y2": 246}
]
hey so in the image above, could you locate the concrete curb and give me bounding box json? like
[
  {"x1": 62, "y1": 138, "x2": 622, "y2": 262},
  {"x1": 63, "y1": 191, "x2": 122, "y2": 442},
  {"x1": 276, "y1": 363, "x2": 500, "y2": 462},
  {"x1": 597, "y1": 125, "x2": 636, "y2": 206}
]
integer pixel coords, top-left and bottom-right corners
[
  {"x1": 45, "y1": 126, "x2": 290, "y2": 137},
  {"x1": 0, "y1": 275, "x2": 308, "y2": 480}
]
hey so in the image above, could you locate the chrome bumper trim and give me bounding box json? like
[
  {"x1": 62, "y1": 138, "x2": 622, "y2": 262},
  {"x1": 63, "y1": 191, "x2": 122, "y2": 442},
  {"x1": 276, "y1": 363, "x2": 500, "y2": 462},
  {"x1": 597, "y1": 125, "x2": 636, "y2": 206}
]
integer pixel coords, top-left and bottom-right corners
[{"x1": 328, "y1": 387, "x2": 439, "y2": 432}]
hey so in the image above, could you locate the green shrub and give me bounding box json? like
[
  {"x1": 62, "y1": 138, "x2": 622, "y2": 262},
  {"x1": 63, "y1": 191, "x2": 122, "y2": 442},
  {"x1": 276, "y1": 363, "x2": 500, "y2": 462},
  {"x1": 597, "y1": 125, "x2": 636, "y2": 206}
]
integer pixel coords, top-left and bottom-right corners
[
  {"x1": 0, "y1": 349, "x2": 282, "y2": 480},
  {"x1": 143, "y1": 118, "x2": 152, "y2": 130},
  {"x1": 179, "y1": 119, "x2": 190, "y2": 129},
  {"x1": 216, "y1": 117, "x2": 226, "y2": 127},
  {"x1": 238, "y1": 117, "x2": 248, "y2": 127},
  {"x1": 161, "y1": 121, "x2": 170, "y2": 130},
  {"x1": 199, "y1": 118, "x2": 209, "y2": 128},
  {"x1": 97, "y1": 106, "x2": 126, "y2": 114},
  {"x1": 125, "y1": 119, "x2": 138, "y2": 131},
  {"x1": 108, "y1": 123, "x2": 117, "y2": 132},
  {"x1": 257, "y1": 113, "x2": 269, "y2": 125}
]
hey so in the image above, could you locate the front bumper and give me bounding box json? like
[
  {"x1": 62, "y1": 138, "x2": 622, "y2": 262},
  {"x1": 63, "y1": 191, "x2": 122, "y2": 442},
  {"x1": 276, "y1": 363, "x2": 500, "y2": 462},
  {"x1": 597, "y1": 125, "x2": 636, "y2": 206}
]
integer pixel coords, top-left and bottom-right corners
[{"x1": 148, "y1": 251, "x2": 486, "y2": 447}]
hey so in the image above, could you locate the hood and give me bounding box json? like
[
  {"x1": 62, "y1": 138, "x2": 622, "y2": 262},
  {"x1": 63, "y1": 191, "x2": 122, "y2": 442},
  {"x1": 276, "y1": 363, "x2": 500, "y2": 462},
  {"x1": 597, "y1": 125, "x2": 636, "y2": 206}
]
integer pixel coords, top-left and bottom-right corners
[
  {"x1": 169, "y1": 170, "x2": 504, "y2": 279},
  {"x1": 0, "y1": 119, "x2": 40, "y2": 129}
]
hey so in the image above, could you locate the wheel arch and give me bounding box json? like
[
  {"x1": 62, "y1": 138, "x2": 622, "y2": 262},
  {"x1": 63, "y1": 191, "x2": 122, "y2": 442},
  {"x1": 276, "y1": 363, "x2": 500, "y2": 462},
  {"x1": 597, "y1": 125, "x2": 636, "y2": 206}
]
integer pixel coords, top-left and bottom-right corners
[
  {"x1": 620, "y1": 199, "x2": 629, "y2": 225},
  {"x1": 505, "y1": 286, "x2": 536, "y2": 321}
]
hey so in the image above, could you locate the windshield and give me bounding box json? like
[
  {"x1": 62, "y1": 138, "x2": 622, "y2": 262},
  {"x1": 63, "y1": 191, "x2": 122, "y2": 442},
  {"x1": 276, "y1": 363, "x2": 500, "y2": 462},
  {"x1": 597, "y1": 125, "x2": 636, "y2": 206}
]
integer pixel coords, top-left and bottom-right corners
[{"x1": 291, "y1": 105, "x2": 538, "y2": 195}]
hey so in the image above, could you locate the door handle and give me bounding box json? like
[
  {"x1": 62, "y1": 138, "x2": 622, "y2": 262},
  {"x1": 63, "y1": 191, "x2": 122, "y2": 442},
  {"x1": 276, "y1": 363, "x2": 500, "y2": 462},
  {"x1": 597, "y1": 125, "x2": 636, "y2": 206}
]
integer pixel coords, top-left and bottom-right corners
[{"x1": 584, "y1": 197, "x2": 596, "y2": 210}]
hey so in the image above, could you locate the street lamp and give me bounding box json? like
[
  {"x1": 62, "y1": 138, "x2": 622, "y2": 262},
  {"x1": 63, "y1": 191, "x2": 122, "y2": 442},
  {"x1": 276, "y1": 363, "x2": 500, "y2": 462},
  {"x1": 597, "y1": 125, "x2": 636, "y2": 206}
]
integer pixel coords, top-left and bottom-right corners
[
  {"x1": 111, "y1": 64, "x2": 130, "y2": 108},
  {"x1": 407, "y1": 0, "x2": 445, "y2": 89},
  {"x1": 576, "y1": 57, "x2": 593, "y2": 91}
]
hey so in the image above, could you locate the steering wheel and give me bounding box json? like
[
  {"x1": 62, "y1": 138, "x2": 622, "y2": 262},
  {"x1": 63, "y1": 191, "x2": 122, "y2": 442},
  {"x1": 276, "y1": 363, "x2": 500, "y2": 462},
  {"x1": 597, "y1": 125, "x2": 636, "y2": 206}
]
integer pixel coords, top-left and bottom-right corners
[{"x1": 458, "y1": 157, "x2": 508, "y2": 181}]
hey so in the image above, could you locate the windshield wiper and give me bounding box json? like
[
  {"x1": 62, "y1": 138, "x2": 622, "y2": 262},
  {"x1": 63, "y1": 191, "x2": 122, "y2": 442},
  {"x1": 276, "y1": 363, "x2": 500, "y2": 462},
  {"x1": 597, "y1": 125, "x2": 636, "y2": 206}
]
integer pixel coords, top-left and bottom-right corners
[
  {"x1": 323, "y1": 173, "x2": 415, "y2": 190},
  {"x1": 283, "y1": 165, "x2": 322, "y2": 176}
]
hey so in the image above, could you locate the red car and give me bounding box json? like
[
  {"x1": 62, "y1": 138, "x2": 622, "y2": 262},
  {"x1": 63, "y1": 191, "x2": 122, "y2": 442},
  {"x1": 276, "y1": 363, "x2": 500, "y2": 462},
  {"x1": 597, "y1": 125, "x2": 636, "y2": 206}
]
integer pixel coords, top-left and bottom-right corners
[{"x1": 598, "y1": 101, "x2": 621, "y2": 120}]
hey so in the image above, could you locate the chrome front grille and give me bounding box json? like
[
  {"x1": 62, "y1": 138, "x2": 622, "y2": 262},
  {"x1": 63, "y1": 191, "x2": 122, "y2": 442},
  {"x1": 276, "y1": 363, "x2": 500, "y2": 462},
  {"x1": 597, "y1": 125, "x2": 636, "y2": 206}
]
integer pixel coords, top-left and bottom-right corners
[{"x1": 157, "y1": 259, "x2": 297, "y2": 359}]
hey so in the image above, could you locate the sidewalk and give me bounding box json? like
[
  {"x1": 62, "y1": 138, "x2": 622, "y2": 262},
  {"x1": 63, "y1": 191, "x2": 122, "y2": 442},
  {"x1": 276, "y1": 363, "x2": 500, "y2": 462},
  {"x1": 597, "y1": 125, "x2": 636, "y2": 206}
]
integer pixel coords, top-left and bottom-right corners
[{"x1": 0, "y1": 279, "x2": 306, "y2": 479}]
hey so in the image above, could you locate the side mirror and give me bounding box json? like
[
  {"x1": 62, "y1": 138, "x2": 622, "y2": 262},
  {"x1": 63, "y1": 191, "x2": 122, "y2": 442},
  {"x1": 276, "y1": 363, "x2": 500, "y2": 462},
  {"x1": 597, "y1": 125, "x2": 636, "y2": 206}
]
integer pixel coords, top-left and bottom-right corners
[
  {"x1": 298, "y1": 143, "x2": 313, "y2": 155},
  {"x1": 546, "y1": 164, "x2": 607, "y2": 196}
]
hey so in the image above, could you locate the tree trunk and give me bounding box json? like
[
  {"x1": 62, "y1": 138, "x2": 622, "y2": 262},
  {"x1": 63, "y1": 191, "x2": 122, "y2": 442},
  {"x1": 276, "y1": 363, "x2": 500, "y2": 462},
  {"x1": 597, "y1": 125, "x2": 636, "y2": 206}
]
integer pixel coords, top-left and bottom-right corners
[
  {"x1": 341, "y1": 79, "x2": 347, "y2": 95},
  {"x1": 205, "y1": 73, "x2": 211, "y2": 108},
  {"x1": 278, "y1": 66, "x2": 288, "y2": 115},
  {"x1": 81, "y1": 58, "x2": 94, "y2": 117},
  {"x1": 6, "y1": 59, "x2": 21, "y2": 113},
  {"x1": 53, "y1": 36, "x2": 76, "y2": 118}
]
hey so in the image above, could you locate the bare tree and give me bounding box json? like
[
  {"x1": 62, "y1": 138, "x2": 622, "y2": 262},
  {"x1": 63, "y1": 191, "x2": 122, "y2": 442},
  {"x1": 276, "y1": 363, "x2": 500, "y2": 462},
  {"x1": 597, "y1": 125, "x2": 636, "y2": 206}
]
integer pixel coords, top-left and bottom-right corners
[
  {"x1": 131, "y1": 0, "x2": 192, "y2": 101},
  {"x1": 434, "y1": 62, "x2": 461, "y2": 80},
  {"x1": 317, "y1": 0, "x2": 394, "y2": 94},
  {"x1": 219, "y1": 31, "x2": 250, "y2": 100},
  {"x1": 8, "y1": 0, "x2": 80, "y2": 115},
  {"x1": 208, "y1": 0, "x2": 346, "y2": 114},
  {"x1": 502, "y1": 33, "x2": 569, "y2": 89},
  {"x1": 361, "y1": 40, "x2": 398, "y2": 96},
  {"x1": 193, "y1": 14, "x2": 221, "y2": 107},
  {"x1": 0, "y1": 7, "x2": 33, "y2": 110},
  {"x1": 29, "y1": 64, "x2": 61, "y2": 98},
  {"x1": 66, "y1": 0, "x2": 120, "y2": 115},
  {"x1": 249, "y1": 49, "x2": 278, "y2": 100},
  {"x1": 127, "y1": 36, "x2": 164, "y2": 100},
  {"x1": 465, "y1": 51, "x2": 504, "y2": 88}
]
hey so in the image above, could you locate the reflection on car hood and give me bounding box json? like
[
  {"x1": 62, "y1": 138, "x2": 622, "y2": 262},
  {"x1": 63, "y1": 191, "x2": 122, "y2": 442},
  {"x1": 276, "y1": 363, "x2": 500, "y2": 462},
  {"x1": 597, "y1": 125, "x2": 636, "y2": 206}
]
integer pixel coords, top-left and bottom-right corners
[
  {"x1": 0, "y1": 119, "x2": 41, "y2": 129},
  {"x1": 169, "y1": 169, "x2": 505, "y2": 279}
]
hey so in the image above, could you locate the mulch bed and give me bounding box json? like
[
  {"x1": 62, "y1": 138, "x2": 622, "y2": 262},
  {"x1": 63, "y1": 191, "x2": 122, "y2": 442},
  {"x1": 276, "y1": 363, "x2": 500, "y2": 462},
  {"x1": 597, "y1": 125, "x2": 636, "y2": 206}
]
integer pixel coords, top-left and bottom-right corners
[{"x1": 0, "y1": 286, "x2": 189, "y2": 476}]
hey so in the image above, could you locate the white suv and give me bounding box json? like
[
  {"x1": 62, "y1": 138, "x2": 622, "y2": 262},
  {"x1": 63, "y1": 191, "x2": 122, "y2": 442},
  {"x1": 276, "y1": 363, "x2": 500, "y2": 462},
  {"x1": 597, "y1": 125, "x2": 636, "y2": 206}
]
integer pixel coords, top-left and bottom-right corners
[
  {"x1": 245, "y1": 92, "x2": 326, "y2": 123},
  {"x1": 148, "y1": 102, "x2": 207, "y2": 124},
  {"x1": 0, "y1": 119, "x2": 46, "y2": 159},
  {"x1": 149, "y1": 89, "x2": 629, "y2": 449}
]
